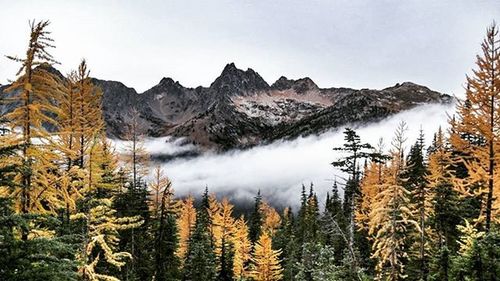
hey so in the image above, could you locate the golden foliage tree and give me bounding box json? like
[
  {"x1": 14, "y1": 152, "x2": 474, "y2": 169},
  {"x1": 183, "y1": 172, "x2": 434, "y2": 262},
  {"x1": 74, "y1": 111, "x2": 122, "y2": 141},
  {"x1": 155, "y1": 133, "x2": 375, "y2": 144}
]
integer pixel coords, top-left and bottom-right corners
[
  {"x1": 250, "y1": 232, "x2": 283, "y2": 281},
  {"x1": 357, "y1": 138, "x2": 387, "y2": 233},
  {"x1": 85, "y1": 137, "x2": 117, "y2": 194},
  {"x1": 57, "y1": 60, "x2": 105, "y2": 222},
  {"x1": 207, "y1": 193, "x2": 221, "y2": 244},
  {"x1": 176, "y1": 195, "x2": 197, "y2": 262},
  {"x1": 59, "y1": 70, "x2": 80, "y2": 169},
  {"x1": 233, "y1": 216, "x2": 252, "y2": 279},
  {"x1": 153, "y1": 172, "x2": 181, "y2": 216},
  {"x1": 3, "y1": 20, "x2": 66, "y2": 219},
  {"x1": 73, "y1": 131, "x2": 143, "y2": 281},
  {"x1": 368, "y1": 122, "x2": 419, "y2": 281},
  {"x1": 260, "y1": 201, "x2": 281, "y2": 236},
  {"x1": 211, "y1": 198, "x2": 236, "y2": 260},
  {"x1": 149, "y1": 165, "x2": 172, "y2": 218},
  {"x1": 357, "y1": 161, "x2": 383, "y2": 232},
  {"x1": 73, "y1": 197, "x2": 143, "y2": 281},
  {"x1": 449, "y1": 22, "x2": 500, "y2": 231},
  {"x1": 58, "y1": 60, "x2": 103, "y2": 168},
  {"x1": 206, "y1": 195, "x2": 254, "y2": 277}
]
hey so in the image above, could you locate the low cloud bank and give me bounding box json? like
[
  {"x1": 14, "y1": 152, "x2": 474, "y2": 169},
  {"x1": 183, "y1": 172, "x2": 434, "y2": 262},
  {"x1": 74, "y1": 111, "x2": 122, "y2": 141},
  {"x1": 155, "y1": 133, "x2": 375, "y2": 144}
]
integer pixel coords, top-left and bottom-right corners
[
  {"x1": 113, "y1": 136, "x2": 199, "y2": 156},
  {"x1": 112, "y1": 103, "x2": 455, "y2": 208}
]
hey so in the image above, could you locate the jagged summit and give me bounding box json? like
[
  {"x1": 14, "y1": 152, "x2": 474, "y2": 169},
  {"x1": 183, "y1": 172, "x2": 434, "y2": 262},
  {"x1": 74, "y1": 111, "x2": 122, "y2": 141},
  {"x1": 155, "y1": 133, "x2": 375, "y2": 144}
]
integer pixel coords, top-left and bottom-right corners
[
  {"x1": 292, "y1": 77, "x2": 319, "y2": 93},
  {"x1": 210, "y1": 63, "x2": 269, "y2": 95},
  {"x1": 152, "y1": 77, "x2": 185, "y2": 92},
  {"x1": 221, "y1": 62, "x2": 238, "y2": 74},
  {"x1": 271, "y1": 76, "x2": 319, "y2": 94},
  {"x1": 271, "y1": 76, "x2": 294, "y2": 90},
  {"x1": 1, "y1": 63, "x2": 453, "y2": 151},
  {"x1": 159, "y1": 77, "x2": 176, "y2": 86}
]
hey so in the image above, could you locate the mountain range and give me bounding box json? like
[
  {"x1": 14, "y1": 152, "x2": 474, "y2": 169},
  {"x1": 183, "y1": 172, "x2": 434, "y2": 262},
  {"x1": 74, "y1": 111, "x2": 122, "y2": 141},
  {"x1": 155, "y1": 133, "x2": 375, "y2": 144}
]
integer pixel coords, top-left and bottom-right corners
[{"x1": 1, "y1": 63, "x2": 453, "y2": 151}]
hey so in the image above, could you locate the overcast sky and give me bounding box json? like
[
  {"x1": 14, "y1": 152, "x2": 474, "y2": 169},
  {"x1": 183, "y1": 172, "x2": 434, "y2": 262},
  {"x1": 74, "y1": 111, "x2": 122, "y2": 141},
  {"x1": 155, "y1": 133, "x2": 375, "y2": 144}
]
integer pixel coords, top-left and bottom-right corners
[{"x1": 0, "y1": 0, "x2": 499, "y2": 95}]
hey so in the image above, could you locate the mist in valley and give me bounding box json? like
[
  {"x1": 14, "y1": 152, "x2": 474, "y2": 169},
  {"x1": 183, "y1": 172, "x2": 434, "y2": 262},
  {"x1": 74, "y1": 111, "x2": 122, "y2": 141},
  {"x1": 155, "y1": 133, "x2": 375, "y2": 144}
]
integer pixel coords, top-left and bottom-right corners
[{"x1": 112, "y1": 102, "x2": 455, "y2": 209}]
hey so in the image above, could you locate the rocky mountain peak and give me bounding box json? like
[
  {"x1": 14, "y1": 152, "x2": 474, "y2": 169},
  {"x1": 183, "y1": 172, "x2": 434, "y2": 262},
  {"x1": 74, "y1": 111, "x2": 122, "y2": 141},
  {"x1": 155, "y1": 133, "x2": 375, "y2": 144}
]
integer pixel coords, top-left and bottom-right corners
[
  {"x1": 0, "y1": 63, "x2": 453, "y2": 151},
  {"x1": 140, "y1": 77, "x2": 186, "y2": 98},
  {"x1": 210, "y1": 63, "x2": 269, "y2": 96},
  {"x1": 293, "y1": 77, "x2": 319, "y2": 93},
  {"x1": 271, "y1": 76, "x2": 295, "y2": 90},
  {"x1": 221, "y1": 62, "x2": 238, "y2": 74},
  {"x1": 271, "y1": 76, "x2": 319, "y2": 93},
  {"x1": 159, "y1": 77, "x2": 176, "y2": 86}
]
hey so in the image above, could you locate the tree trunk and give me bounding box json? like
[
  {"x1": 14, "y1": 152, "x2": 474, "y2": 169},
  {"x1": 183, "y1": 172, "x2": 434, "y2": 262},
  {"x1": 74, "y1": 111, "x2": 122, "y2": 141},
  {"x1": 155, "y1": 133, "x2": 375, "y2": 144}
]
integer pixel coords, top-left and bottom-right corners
[
  {"x1": 485, "y1": 35, "x2": 496, "y2": 232},
  {"x1": 21, "y1": 56, "x2": 33, "y2": 241}
]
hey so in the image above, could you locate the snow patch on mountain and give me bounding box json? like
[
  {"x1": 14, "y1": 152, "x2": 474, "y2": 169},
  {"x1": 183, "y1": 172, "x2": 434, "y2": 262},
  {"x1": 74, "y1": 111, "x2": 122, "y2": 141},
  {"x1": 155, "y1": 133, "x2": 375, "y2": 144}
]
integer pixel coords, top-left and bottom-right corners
[{"x1": 232, "y1": 91, "x2": 331, "y2": 125}]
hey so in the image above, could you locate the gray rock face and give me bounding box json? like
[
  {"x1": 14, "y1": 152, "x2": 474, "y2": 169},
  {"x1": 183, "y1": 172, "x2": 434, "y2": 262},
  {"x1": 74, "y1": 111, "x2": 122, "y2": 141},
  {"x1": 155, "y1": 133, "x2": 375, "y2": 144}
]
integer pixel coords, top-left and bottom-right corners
[
  {"x1": 210, "y1": 63, "x2": 270, "y2": 96},
  {"x1": 0, "y1": 63, "x2": 453, "y2": 151}
]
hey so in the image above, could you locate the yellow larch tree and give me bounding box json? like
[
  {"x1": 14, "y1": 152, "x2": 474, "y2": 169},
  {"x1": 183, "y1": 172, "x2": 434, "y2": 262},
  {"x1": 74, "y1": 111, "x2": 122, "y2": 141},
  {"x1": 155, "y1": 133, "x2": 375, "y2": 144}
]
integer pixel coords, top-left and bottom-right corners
[
  {"x1": 57, "y1": 73, "x2": 83, "y2": 218},
  {"x1": 73, "y1": 132, "x2": 143, "y2": 281},
  {"x1": 153, "y1": 172, "x2": 181, "y2": 216},
  {"x1": 3, "y1": 20, "x2": 67, "y2": 221},
  {"x1": 74, "y1": 60, "x2": 105, "y2": 169},
  {"x1": 211, "y1": 198, "x2": 236, "y2": 259},
  {"x1": 176, "y1": 195, "x2": 197, "y2": 262},
  {"x1": 368, "y1": 121, "x2": 419, "y2": 281},
  {"x1": 73, "y1": 196, "x2": 143, "y2": 281},
  {"x1": 58, "y1": 70, "x2": 80, "y2": 169},
  {"x1": 250, "y1": 232, "x2": 283, "y2": 281},
  {"x1": 233, "y1": 216, "x2": 252, "y2": 279},
  {"x1": 84, "y1": 136, "x2": 117, "y2": 194},
  {"x1": 357, "y1": 160, "x2": 384, "y2": 233},
  {"x1": 57, "y1": 60, "x2": 104, "y2": 222},
  {"x1": 448, "y1": 22, "x2": 500, "y2": 231},
  {"x1": 149, "y1": 165, "x2": 172, "y2": 218},
  {"x1": 207, "y1": 193, "x2": 221, "y2": 245},
  {"x1": 0, "y1": 131, "x2": 20, "y2": 198},
  {"x1": 357, "y1": 138, "x2": 387, "y2": 233},
  {"x1": 260, "y1": 201, "x2": 281, "y2": 236}
]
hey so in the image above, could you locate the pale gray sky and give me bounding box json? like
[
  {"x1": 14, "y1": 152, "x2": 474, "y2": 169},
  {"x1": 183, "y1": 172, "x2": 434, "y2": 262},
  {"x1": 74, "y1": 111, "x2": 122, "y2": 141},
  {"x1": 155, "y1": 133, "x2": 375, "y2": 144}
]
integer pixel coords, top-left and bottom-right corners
[{"x1": 0, "y1": 0, "x2": 499, "y2": 95}]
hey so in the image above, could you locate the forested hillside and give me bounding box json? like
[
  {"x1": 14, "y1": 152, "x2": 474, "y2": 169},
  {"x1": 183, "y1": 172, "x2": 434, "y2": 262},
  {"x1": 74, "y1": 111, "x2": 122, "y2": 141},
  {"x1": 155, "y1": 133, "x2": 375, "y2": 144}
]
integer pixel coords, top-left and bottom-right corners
[{"x1": 0, "y1": 20, "x2": 499, "y2": 281}]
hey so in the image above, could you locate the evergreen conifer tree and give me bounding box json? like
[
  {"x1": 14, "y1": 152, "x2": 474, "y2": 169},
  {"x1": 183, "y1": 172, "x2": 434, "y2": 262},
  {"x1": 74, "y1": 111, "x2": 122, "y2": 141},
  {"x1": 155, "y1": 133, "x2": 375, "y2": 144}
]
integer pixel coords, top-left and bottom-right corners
[
  {"x1": 249, "y1": 190, "x2": 263, "y2": 244},
  {"x1": 403, "y1": 131, "x2": 433, "y2": 281},
  {"x1": 150, "y1": 175, "x2": 181, "y2": 281},
  {"x1": 182, "y1": 189, "x2": 217, "y2": 281}
]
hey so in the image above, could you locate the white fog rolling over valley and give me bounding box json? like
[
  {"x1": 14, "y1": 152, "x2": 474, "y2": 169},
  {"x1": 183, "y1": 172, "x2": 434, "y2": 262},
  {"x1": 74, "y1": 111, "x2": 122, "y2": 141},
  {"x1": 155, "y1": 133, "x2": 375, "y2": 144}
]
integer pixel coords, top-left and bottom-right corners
[{"x1": 112, "y1": 102, "x2": 454, "y2": 207}]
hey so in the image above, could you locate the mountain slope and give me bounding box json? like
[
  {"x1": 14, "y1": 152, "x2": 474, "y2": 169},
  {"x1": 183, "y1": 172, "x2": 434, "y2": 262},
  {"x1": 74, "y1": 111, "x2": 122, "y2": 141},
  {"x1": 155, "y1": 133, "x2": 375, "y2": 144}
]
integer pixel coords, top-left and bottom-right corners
[{"x1": 0, "y1": 63, "x2": 453, "y2": 151}]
